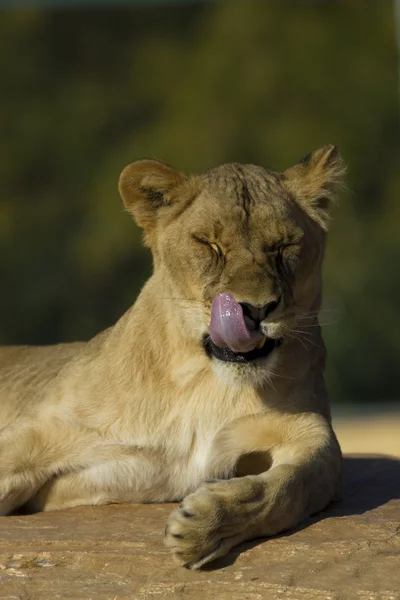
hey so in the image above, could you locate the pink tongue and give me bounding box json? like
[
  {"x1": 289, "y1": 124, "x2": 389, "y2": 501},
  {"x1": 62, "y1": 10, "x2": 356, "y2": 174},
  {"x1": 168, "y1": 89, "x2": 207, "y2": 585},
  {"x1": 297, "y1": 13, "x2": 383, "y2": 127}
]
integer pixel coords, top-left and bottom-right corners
[{"x1": 209, "y1": 292, "x2": 263, "y2": 353}]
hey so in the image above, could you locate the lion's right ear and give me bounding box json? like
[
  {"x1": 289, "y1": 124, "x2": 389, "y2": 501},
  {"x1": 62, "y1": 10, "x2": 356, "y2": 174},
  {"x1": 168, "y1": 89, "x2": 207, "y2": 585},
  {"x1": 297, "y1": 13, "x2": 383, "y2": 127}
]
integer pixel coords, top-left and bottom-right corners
[
  {"x1": 118, "y1": 159, "x2": 188, "y2": 233},
  {"x1": 283, "y1": 145, "x2": 345, "y2": 230}
]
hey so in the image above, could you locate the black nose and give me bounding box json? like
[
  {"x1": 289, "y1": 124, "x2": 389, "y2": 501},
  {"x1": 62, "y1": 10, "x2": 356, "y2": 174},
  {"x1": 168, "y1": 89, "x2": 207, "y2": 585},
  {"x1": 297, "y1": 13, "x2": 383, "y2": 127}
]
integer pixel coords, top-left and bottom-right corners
[{"x1": 240, "y1": 297, "x2": 281, "y2": 324}]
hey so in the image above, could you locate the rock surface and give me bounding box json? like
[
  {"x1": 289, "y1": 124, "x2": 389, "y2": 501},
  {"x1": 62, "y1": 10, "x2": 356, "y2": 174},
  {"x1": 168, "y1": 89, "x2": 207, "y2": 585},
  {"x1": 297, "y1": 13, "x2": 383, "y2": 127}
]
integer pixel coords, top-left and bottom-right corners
[{"x1": 1, "y1": 456, "x2": 399, "y2": 600}]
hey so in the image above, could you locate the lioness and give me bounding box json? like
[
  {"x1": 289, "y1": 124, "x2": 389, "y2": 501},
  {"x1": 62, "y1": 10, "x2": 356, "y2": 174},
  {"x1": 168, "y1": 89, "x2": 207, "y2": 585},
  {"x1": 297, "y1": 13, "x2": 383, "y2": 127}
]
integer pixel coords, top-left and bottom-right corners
[{"x1": 0, "y1": 145, "x2": 344, "y2": 568}]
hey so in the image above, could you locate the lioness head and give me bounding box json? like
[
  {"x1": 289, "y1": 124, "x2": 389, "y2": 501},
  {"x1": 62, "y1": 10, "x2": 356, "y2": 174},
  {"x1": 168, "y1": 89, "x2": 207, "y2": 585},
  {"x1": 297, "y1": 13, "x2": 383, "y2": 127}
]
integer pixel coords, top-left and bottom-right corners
[{"x1": 119, "y1": 146, "x2": 344, "y2": 383}]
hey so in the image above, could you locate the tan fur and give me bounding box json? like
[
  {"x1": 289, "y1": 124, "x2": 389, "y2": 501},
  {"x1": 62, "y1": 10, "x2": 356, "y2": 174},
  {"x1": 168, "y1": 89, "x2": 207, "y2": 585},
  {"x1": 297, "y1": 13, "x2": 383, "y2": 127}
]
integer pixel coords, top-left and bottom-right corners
[{"x1": 0, "y1": 146, "x2": 343, "y2": 568}]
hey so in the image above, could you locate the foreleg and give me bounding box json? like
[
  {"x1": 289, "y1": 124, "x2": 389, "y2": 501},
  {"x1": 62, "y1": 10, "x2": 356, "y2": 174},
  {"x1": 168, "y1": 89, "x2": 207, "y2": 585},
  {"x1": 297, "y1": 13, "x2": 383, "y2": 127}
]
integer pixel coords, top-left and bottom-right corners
[{"x1": 165, "y1": 410, "x2": 342, "y2": 568}]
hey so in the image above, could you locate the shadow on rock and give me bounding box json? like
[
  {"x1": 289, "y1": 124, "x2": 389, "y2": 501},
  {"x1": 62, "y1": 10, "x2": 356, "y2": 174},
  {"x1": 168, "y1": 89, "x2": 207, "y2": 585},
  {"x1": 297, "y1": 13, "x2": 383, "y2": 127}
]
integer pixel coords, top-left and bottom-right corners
[{"x1": 203, "y1": 455, "x2": 400, "y2": 571}]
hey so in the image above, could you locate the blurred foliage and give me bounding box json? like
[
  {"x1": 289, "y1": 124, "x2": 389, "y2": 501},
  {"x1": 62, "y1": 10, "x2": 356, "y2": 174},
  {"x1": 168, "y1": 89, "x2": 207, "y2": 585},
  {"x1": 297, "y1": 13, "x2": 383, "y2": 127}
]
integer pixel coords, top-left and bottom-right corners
[{"x1": 0, "y1": 0, "x2": 399, "y2": 403}]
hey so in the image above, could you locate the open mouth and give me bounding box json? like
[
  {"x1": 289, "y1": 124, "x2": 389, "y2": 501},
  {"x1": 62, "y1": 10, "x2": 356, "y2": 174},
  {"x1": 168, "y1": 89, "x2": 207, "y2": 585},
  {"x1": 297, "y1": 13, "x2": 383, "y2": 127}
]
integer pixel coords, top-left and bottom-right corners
[{"x1": 203, "y1": 335, "x2": 282, "y2": 364}]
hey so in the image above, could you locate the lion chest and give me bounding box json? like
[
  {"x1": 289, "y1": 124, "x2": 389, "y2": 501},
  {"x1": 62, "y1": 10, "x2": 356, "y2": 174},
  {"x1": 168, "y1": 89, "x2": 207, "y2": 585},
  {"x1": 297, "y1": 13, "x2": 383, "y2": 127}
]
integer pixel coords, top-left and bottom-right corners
[
  {"x1": 108, "y1": 367, "x2": 266, "y2": 502},
  {"x1": 154, "y1": 383, "x2": 265, "y2": 500}
]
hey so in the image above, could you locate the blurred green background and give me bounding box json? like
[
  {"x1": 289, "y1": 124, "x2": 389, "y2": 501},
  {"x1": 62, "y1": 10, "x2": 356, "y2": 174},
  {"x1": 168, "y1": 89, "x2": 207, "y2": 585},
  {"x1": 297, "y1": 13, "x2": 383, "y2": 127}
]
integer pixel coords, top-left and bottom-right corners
[{"x1": 0, "y1": 0, "x2": 399, "y2": 406}]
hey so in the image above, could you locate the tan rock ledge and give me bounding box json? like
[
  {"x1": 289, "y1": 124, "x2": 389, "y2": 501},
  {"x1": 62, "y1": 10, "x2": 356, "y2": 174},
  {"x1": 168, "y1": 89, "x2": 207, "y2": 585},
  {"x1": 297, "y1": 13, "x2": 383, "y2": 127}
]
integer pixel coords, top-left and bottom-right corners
[{"x1": 0, "y1": 455, "x2": 399, "y2": 600}]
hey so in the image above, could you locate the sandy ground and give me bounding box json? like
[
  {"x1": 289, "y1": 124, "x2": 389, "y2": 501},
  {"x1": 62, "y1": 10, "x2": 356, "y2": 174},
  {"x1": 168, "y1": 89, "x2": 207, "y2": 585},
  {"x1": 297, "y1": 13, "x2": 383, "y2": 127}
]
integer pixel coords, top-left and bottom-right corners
[{"x1": 333, "y1": 412, "x2": 400, "y2": 458}]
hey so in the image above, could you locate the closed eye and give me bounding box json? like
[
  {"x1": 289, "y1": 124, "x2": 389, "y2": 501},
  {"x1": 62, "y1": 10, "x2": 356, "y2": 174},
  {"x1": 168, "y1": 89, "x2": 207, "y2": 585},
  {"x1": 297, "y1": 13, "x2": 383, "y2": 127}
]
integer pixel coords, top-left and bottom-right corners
[
  {"x1": 278, "y1": 244, "x2": 300, "y2": 274},
  {"x1": 266, "y1": 242, "x2": 300, "y2": 255},
  {"x1": 209, "y1": 242, "x2": 223, "y2": 258},
  {"x1": 193, "y1": 236, "x2": 224, "y2": 259}
]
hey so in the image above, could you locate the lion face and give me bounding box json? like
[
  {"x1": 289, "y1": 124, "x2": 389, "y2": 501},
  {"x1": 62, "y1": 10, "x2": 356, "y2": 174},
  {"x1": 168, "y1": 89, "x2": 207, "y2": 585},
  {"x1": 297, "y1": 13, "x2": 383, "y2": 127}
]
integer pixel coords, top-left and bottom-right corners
[{"x1": 119, "y1": 146, "x2": 344, "y2": 382}]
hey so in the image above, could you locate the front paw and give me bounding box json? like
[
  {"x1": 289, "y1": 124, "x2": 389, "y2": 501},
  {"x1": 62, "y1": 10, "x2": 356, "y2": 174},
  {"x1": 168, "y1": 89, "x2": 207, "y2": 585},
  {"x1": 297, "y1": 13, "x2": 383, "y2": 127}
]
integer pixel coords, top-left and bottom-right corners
[{"x1": 164, "y1": 476, "x2": 266, "y2": 569}]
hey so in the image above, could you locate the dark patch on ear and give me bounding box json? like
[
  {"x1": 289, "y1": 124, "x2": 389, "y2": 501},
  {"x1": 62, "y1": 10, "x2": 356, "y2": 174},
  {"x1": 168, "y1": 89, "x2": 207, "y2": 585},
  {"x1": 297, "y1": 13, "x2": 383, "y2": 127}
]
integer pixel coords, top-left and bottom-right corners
[
  {"x1": 299, "y1": 151, "x2": 312, "y2": 165},
  {"x1": 140, "y1": 187, "x2": 165, "y2": 207}
]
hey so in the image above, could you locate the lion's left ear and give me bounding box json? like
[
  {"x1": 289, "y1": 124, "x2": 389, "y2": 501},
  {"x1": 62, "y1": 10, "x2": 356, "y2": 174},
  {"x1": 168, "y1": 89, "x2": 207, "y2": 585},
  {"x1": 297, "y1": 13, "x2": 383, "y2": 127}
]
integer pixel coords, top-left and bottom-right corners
[
  {"x1": 118, "y1": 159, "x2": 188, "y2": 236},
  {"x1": 283, "y1": 145, "x2": 345, "y2": 230}
]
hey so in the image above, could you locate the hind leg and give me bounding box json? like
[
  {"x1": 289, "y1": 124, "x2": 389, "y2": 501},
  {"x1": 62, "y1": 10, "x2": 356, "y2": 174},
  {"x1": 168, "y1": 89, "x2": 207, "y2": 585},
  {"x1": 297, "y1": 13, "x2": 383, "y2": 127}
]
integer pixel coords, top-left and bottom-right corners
[
  {"x1": 30, "y1": 452, "x2": 159, "y2": 512},
  {"x1": 0, "y1": 415, "x2": 92, "y2": 514},
  {"x1": 0, "y1": 412, "x2": 148, "y2": 515}
]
